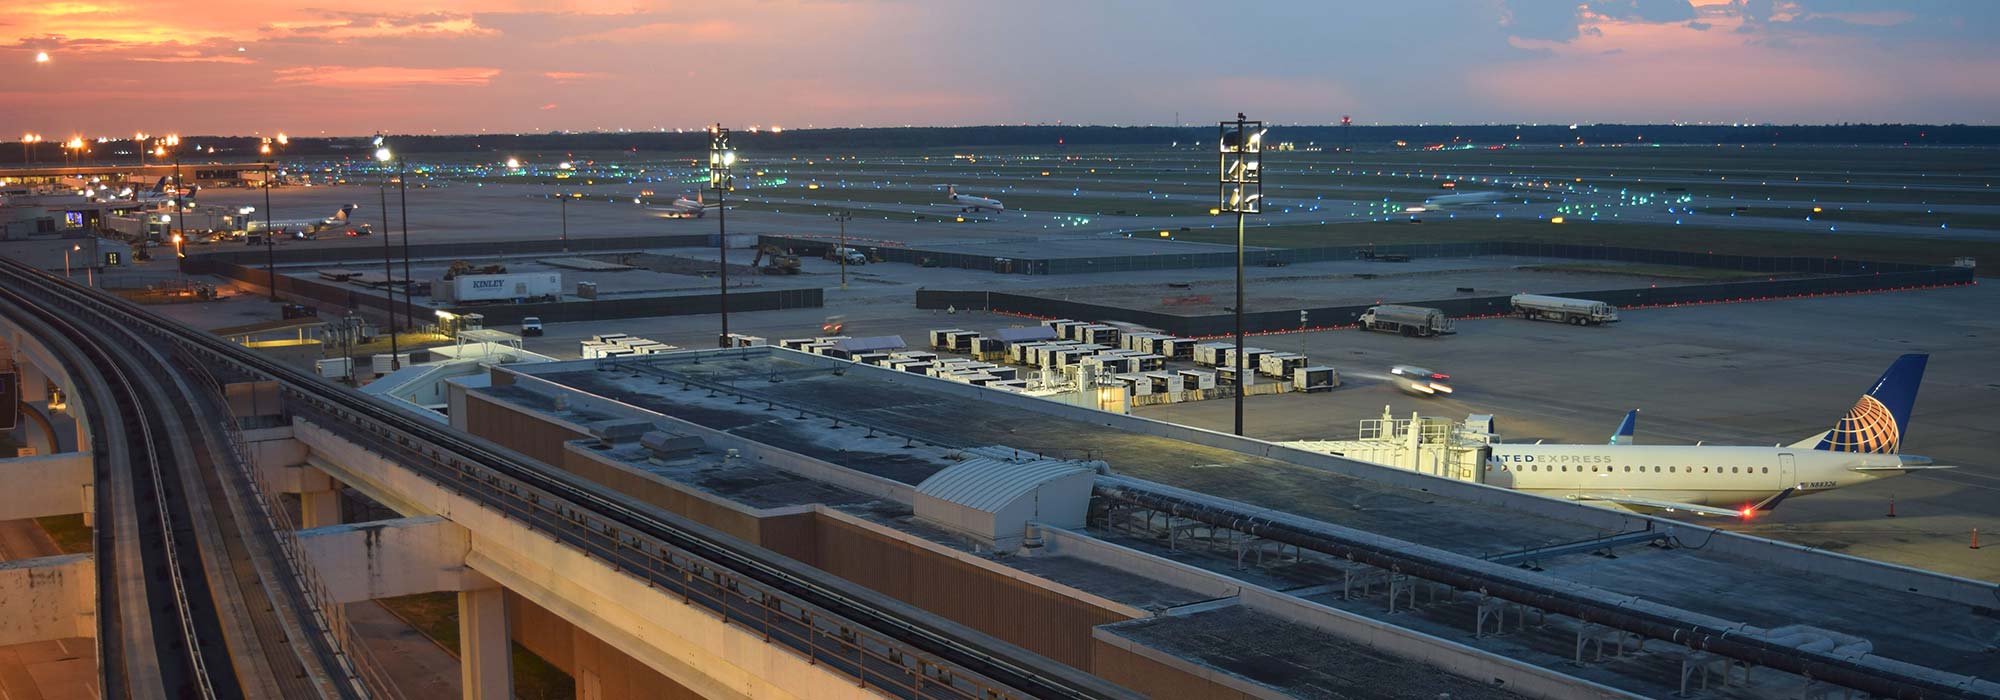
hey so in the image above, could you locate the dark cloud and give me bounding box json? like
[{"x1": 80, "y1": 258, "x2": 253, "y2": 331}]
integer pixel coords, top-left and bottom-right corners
[
  {"x1": 1587, "y1": 0, "x2": 1697, "y2": 22},
  {"x1": 1501, "y1": 1, "x2": 1583, "y2": 41},
  {"x1": 1686, "y1": 21, "x2": 1713, "y2": 30}
]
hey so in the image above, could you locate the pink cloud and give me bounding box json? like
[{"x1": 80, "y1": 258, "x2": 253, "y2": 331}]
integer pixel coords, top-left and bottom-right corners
[{"x1": 274, "y1": 65, "x2": 501, "y2": 88}]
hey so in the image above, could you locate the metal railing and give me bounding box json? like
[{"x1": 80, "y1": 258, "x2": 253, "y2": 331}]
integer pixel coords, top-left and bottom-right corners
[{"x1": 0, "y1": 257, "x2": 1125, "y2": 700}]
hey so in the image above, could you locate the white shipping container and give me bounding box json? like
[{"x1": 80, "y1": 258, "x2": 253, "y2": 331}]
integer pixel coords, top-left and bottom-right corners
[{"x1": 441, "y1": 272, "x2": 562, "y2": 303}]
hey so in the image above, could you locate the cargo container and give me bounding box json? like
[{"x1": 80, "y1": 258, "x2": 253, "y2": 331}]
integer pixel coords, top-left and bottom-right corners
[
  {"x1": 1510, "y1": 294, "x2": 1619, "y2": 325},
  {"x1": 1078, "y1": 325, "x2": 1120, "y2": 346},
  {"x1": 437, "y1": 272, "x2": 562, "y2": 304},
  {"x1": 1221, "y1": 347, "x2": 1271, "y2": 373},
  {"x1": 1293, "y1": 366, "x2": 1340, "y2": 393},
  {"x1": 1192, "y1": 342, "x2": 1234, "y2": 367},
  {"x1": 945, "y1": 331, "x2": 981, "y2": 352},
  {"x1": 1115, "y1": 373, "x2": 1151, "y2": 396},
  {"x1": 1259, "y1": 352, "x2": 1310, "y2": 378},
  {"x1": 928, "y1": 329, "x2": 968, "y2": 349},
  {"x1": 1050, "y1": 320, "x2": 1088, "y2": 341},
  {"x1": 1357, "y1": 305, "x2": 1454, "y2": 337},
  {"x1": 1178, "y1": 369, "x2": 1217, "y2": 390},
  {"x1": 1145, "y1": 372, "x2": 1182, "y2": 396},
  {"x1": 968, "y1": 337, "x2": 1008, "y2": 361}
]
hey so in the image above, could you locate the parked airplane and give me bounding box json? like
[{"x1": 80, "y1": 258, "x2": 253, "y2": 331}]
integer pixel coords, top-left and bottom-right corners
[
  {"x1": 97, "y1": 177, "x2": 181, "y2": 206},
  {"x1": 943, "y1": 185, "x2": 1004, "y2": 213},
  {"x1": 246, "y1": 204, "x2": 359, "y2": 235},
  {"x1": 1484, "y1": 355, "x2": 1946, "y2": 518},
  {"x1": 642, "y1": 191, "x2": 720, "y2": 218}
]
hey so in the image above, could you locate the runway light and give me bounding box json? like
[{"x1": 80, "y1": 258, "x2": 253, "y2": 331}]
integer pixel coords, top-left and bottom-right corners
[{"x1": 1550, "y1": 216, "x2": 1565, "y2": 224}]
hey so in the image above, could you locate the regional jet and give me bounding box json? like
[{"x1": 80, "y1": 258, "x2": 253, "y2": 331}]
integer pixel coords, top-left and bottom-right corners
[
  {"x1": 942, "y1": 185, "x2": 1005, "y2": 213},
  {"x1": 1483, "y1": 354, "x2": 1947, "y2": 518},
  {"x1": 642, "y1": 191, "x2": 721, "y2": 218},
  {"x1": 247, "y1": 204, "x2": 359, "y2": 235}
]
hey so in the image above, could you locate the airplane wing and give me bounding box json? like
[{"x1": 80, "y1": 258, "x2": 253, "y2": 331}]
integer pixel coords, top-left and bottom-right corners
[{"x1": 1568, "y1": 488, "x2": 1796, "y2": 518}]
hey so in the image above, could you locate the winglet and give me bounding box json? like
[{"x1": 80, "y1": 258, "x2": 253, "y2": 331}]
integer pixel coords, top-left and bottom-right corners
[{"x1": 1610, "y1": 409, "x2": 1638, "y2": 446}]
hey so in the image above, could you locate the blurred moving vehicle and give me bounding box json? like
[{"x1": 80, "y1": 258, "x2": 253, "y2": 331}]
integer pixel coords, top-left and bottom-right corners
[{"x1": 1390, "y1": 365, "x2": 1452, "y2": 396}]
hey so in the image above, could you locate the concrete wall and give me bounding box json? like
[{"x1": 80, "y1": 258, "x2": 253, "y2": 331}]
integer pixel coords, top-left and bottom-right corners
[
  {"x1": 1088, "y1": 631, "x2": 1268, "y2": 700},
  {"x1": 0, "y1": 452, "x2": 91, "y2": 520},
  {"x1": 292, "y1": 418, "x2": 891, "y2": 700},
  {"x1": 298, "y1": 516, "x2": 480, "y2": 603},
  {"x1": 0, "y1": 554, "x2": 94, "y2": 646},
  {"x1": 506, "y1": 591, "x2": 708, "y2": 700}
]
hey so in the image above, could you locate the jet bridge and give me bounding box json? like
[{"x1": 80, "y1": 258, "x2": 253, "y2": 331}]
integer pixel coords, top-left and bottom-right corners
[{"x1": 1284, "y1": 406, "x2": 1493, "y2": 483}]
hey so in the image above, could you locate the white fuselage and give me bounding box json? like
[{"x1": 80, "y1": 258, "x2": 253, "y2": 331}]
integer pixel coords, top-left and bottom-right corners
[
  {"x1": 1423, "y1": 191, "x2": 1508, "y2": 210},
  {"x1": 1485, "y1": 444, "x2": 1910, "y2": 507},
  {"x1": 950, "y1": 193, "x2": 1004, "y2": 212}
]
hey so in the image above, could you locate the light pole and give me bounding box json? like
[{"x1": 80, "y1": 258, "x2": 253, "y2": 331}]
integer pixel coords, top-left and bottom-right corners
[
  {"x1": 709, "y1": 124, "x2": 735, "y2": 347},
  {"x1": 834, "y1": 210, "x2": 852, "y2": 291},
  {"x1": 260, "y1": 134, "x2": 287, "y2": 301},
  {"x1": 64, "y1": 244, "x2": 78, "y2": 279},
  {"x1": 1218, "y1": 113, "x2": 1264, "y2": 437},
  {"x1": 374, "y1": 136, "x2": 401, "y2": 370},
  {"x1": 160, "y1": 134, "x2": 184, "y2": 279},
  {"x1": 559, "y1": 192, "x2": 569, "y2": 252}
]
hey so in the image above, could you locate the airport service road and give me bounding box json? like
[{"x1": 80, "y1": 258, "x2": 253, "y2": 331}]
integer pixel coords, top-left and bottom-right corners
[{"x1": 1129, "y1": 283, "x2": 2000, "y2": 582}]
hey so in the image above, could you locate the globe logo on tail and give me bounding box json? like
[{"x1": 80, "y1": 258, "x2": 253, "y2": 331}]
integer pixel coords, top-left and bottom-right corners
[{"x1": 1823, "y1": 395, "x2": 1899, "y2": 453}]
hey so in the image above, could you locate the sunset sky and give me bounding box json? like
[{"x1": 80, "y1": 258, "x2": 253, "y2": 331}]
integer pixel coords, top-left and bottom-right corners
[{"x1": 5, "y1": 0, "x2": 1996, "y2": 137}]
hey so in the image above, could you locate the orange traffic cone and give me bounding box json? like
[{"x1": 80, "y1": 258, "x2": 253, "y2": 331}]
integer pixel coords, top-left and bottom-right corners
[{"x1": 1973, "y1": 528, "x2": 1981, "y2": 551}]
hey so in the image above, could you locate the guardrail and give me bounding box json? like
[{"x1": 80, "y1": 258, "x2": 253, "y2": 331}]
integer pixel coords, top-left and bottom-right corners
[{"x1": 0, "y1": 258, "x2": 1126, "y2": 700}]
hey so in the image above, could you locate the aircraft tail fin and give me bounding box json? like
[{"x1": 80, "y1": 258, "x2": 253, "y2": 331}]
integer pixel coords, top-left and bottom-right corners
[
  {"x1": 1812, "y1": 354, "x2": 1927, "y2": 454},
  {"x1": 1610, "y1": 409, "x2": 1638, "y2": 446},
  {"x1": 336, "y1": 204, "x2": 357, "y2": 222},
  {"x1": 151, "y1": 176, "x2": 168, "y2": 194}
]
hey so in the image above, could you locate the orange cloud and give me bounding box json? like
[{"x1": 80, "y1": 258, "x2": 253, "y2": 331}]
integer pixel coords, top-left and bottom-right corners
[
  {"x1": 274, "y1": 65, "x2": 501, "y2": 88},
  {"x1": 542, "y1": 71, "x2": 605, "y2": 83}
]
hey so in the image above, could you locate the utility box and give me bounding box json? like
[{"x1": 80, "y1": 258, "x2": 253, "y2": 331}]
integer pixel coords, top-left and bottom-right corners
[{"x1": 1294, "y1": 366, "x2": 1340, "y2": 393}]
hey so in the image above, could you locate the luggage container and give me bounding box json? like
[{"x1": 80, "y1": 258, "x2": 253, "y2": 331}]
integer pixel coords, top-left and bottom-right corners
[
  {"x1": 1178, "y1": 368, "x2": 1217, "y2": 390},
  {"x1": 899, "y1": 361, "x2": 932, "y2": 374},
  {"x1": 1222, "y1": 347, "x2": 1271, "y2": 372},
  {"x1": 947, "y1": 371, "x2": 1000, "y2": 386},
  {"x1": 1259, "y1": 352, "x2": 1309, "y2": 378},
  {"x1": 1129, "y1": 354, "x2": 1167, "y2": 372},
  {"x1": 945, "y1": 331, "x2": 981, "y2": 352},
  {"x1": 1216, "y1": 365, "x2": 1253, "y2": 386},
  {"x1": 1115, "y1": 373, "x2": 1151, "y2": 396},
  {"x1": 891, "y1": 350, "x2": 938, "y2": 363},
  {"x1": 591, "y1": 333, "x2": 631, "y2": 344},
  {"x1": 1121, "y1": 332, "x2": 1164, "y2": 352},
  {"x1": 928, "y1": 329, "x2": 967, "y2": 349},
  {"x1": 984, "y1": 366, "x2": 1020, "y2": 382},
  {"x1": 1293, "y1": 366, "x2": 1340, "y2": 393},
  {"x1": 778, "y1": 338, "x2": 816, "y2": 351},
  {"x1": 988, "y1": 379, "x2": 1028, "y2": 393},
  {"x1": 724, "y1": 333, "x2": 767, "y2": 347},
  {"x1": 852, "y1": 352, "x2": 891, "y2": 366},
  {"x1": 1193, "y1": 342, "x2": 1233, "y2": 367},
  {"x1": 1050, "y1": 320, "x2": 1088, "y2": 341},
  {"x1": 1078, "y1": 325, "x2": 1120, "y2": 346},
  {"x1": 1145, "y1": 372, "x2": 1182, "y2": 396},
  {"x1": 1155, "y1": 337, "x2": 1193, "y2": 360},
  {"x1": 1085, "y1": 355, "x2": 1137, "y2": 375},
  {"x1": 969, "y1": 337, "x2": 1008, "y2": 361}
]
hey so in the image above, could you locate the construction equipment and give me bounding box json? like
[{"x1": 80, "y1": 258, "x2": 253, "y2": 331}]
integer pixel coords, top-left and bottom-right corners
[
  {"x1": 443, "y1": 260, "x2": 507, "y2": 280},
  {"x1": 752, "y1": 244, "x2": 801, "y2": 275}
]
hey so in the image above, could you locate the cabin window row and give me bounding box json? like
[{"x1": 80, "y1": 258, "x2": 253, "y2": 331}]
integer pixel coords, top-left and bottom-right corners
[{"x1": 1487, "y1": 464, "x2": 1773, "y2": 474}]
